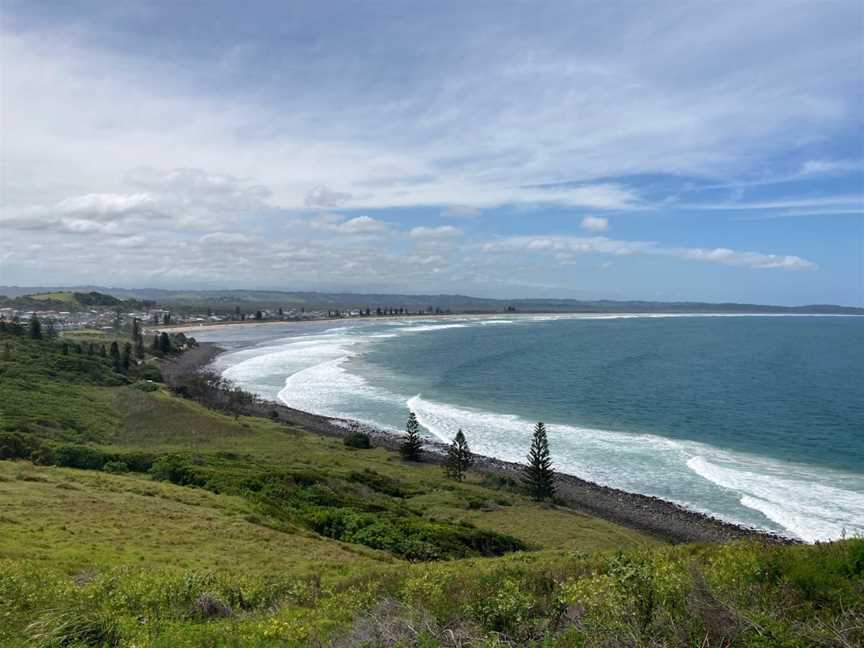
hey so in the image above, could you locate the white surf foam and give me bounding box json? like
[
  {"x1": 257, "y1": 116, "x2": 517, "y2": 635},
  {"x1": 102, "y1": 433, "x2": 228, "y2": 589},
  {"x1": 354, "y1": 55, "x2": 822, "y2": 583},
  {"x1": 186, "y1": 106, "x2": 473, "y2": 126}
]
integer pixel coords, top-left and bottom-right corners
[
  {"x1": 211, "y1": 316, "x2": 864, "y2": 542},
  {"x1": 686, "y1": 456, "x2": 864, "y2": 542},
  {"x1": 396, "y1": 323, "x2": 469, "y2": 332},
  {"x1": 407, "y1": 394, "x2": 864, "y2": 541}
]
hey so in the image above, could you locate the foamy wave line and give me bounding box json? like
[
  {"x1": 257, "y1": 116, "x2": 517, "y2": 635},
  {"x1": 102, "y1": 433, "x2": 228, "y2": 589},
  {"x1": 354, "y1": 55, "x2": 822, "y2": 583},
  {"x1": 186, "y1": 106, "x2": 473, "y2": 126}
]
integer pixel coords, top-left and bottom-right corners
[
  {"x1": 686, "y1": 456, "x2": 864, "y2": 542},
  {"x1": 406, "y1": 394, "x2": 864, "y2": 542}
]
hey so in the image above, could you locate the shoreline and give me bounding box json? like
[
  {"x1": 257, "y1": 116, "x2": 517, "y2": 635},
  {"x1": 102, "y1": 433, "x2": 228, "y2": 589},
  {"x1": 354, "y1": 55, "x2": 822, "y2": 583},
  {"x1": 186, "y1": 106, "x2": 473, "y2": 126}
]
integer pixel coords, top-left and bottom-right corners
[
  {"x1": 154, "y1": 310, "x2": 860, "y2": 335},
  {"x1": 163, "y1": 343, "x2": 795, "y2": 545}
]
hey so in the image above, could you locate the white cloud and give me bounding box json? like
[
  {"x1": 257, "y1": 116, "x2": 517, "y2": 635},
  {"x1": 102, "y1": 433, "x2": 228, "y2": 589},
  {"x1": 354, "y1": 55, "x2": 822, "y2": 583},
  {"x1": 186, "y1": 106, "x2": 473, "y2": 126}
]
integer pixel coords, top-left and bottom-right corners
[
  {"x1": 199, "y1": 232, "x2": 256, "y2": 246},
  {"x1": 304, "y1": 185, "x2": 352, "y2": 208},
  {"x1": 408, "y1": 225, "x2": 463, "y2": 239},
  {"x1": 56, "y1": 193, "x2": 159, "y2": 219},
  {"x1": 305, "y1": 214, "x2": 389, "y2": 236},
  {"x1": 340, "y1": 216, "x2": 388, "y2": 235},
  {"x1": 482, "y1": 235, "x2": 816, "y2": 271},
  {"x1": 674, "y1": 247, "x2": 815, "y2": 270},
  {"x1": 580, "y1": 216, "x2": 608, "y2": 232}
]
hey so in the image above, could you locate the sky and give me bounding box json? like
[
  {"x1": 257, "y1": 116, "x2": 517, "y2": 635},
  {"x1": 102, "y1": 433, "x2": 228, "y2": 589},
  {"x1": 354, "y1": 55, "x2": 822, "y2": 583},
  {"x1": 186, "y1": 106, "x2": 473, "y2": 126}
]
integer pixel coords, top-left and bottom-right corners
[{"x1": 1, "y1": 1, "x2": 862, "y2": 305}]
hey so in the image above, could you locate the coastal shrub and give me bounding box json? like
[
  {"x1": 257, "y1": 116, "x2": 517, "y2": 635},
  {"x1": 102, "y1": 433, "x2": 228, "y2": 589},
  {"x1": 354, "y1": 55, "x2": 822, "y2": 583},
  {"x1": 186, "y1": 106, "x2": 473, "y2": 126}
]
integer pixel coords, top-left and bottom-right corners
[
  {"x1": 0, "y1": 431, "x2": 38, "y2": 459},
  {"x1": 113, "y1": 451, "x2": 155, "y2": 473},
  {"x1": 754, "y1": 539, "x2": 864, "y2": 606},
  {"x1": 467, "y1": 577, "x2": 536, "y2": 636},
  {"x1": 149, "y1": 455, "x2": 209, "y2": 488},
  {"x1": 303, "y1": 508, "x2": 527, "y2": 561},
  {"x1": 26, "y1": 606, "x2": 122, "y2": 648},
  {"x1": 103, "y1": 460, "x2": 129, "y2": 474},
  {"x1": 53, "y1": 444, "x2": 107, "y2": 470},
  {"x1": 31, "y1": 445, "x2": 55, "y2": 465},
  {"x1": 343, "y1": 431, "x2": 371, "y2": 449},
  {"x1": 131, "y1": 380, "x2": 159, "y2": 392},
  {"x1": 347, "y1": 469, "x2": 406, "y2": 497}
]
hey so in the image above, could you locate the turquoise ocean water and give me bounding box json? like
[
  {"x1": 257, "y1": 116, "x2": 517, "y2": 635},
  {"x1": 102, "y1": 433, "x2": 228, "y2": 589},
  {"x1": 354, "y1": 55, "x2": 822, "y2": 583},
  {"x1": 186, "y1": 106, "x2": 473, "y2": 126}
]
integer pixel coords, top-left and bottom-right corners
[{"x1": 196, "y1": 314, "x2": 864, "y2": 542}]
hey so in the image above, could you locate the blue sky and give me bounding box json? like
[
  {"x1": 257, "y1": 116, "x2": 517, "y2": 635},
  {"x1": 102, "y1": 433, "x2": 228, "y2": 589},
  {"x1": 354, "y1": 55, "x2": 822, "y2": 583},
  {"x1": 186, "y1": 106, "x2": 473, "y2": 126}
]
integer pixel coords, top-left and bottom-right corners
[{"x1": 1, "y1": 1, "x2": 862, "y2": 305}]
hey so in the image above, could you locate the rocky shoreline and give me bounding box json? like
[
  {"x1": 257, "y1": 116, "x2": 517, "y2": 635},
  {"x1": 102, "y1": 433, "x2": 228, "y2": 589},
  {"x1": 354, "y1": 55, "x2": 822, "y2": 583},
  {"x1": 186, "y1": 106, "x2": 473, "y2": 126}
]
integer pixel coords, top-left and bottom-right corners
[{"x1": 162, "y1": 343, "x2": 795, "y2": 545}]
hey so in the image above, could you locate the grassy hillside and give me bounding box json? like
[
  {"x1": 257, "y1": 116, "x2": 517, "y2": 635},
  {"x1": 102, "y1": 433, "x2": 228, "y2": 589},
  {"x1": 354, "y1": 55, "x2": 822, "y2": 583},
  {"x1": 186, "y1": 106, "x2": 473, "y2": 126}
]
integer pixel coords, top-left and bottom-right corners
[
  {"x1": 1, "y1": 329, "x2": 861, "y2": 646},
  {"x1": 0, "y1": 290, "x2": 151, "y2": 312}
]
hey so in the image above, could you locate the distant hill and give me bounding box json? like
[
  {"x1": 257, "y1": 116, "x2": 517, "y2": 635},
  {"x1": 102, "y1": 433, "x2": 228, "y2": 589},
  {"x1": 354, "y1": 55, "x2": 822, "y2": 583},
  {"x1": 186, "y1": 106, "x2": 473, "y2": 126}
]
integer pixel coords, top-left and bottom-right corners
[
  {"x1": 0, "y1": 290, "x2": 153, "y2": 311},
  {"x1": 0, "y1": 286, "x2": 861, "y2": 315}
]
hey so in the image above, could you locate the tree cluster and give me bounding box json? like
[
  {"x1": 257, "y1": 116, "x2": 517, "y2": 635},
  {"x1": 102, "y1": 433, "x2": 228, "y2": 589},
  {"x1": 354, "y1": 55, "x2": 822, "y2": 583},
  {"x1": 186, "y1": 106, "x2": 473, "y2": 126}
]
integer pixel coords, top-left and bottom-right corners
[
  {"x1": 398, "y1": 412, "x2": 555, "y2": 499},
  {"x1": 171, "y1": 370, "x2": 260, "y2": 419}
]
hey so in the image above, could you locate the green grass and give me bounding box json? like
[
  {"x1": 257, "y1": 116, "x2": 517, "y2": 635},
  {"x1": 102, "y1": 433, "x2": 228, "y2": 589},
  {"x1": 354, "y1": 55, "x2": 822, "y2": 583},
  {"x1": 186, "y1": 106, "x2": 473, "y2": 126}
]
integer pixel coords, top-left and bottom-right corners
[
  {"x1": 2, "y1": 330, "x2": 861, "y2": 646},
  {"x1": 0, "y1": 460, "x2": 388, "y2": 575},
  {"x1": 27, "y1": 291, "x2": 77, "y2": 303}
]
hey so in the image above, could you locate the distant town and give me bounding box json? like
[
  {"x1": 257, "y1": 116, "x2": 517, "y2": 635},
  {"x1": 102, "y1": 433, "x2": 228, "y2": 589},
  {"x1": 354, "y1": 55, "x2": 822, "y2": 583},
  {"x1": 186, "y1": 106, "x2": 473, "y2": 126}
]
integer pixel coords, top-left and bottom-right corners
[
  {"x1": 0, "y1": 290, "x2": 458, "y2": 334},
  {"x1": 1, "y1": 287, "x2": 860, "y2": 336}
]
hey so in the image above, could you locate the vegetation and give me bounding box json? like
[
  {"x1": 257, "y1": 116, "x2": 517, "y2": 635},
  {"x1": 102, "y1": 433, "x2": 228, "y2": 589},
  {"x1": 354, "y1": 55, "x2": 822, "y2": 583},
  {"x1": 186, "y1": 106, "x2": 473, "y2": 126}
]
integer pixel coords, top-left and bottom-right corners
[
  {"x1": 400, "y1": 412, "x2": 423, "y2": 461},
  {"x1": 444, "y1": 429, "x2": 474, "y2": 482},
  {"x1": 344, "y1": 430, "x2": 372, "y2": 449},
  {"x1": 2, "y1": 328, "x2": 861, "y2": 646},
  {"x1": 0, "y1": 290, "x2": 154, "y2": 312},
  {"x1": 523, "y1": 422, "x2": 556, "y2": 501}
]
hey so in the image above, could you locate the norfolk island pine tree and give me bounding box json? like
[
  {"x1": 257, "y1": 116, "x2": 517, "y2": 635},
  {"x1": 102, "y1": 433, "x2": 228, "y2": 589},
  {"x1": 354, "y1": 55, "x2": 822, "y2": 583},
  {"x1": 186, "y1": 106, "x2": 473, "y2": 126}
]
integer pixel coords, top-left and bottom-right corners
[
  {"x1": 523, "y1": 421, "x2": 555, "y2": 500},
  {"x1": 400, "y1": 411, "x2": 423, "y2": 461}
]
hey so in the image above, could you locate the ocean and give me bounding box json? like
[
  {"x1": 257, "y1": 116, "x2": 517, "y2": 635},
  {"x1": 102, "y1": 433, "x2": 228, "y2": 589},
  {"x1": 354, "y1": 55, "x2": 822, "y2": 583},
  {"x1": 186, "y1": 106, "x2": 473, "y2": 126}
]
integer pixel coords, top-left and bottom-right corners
[{"x1": 195, "y1": 314, "x2": 864, "y2": 542}]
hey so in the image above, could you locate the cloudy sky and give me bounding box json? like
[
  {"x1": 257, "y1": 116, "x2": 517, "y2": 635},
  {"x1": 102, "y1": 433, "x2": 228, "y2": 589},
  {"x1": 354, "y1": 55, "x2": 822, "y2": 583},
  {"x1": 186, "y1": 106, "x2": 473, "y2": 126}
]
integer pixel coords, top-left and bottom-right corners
[{"x1": 1, "y1": 1, "x2": 862, "y2": 305}]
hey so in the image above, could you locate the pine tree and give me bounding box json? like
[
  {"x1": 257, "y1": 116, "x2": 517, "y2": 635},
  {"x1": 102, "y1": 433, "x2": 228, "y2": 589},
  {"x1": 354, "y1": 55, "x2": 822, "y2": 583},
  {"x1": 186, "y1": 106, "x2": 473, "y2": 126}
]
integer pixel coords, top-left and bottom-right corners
[
  {"x1": 121, "y1": 342, "x2": 133, "y2": 371},
  {"x1": 151, "y1": 334, "x2": 159, "y2": 352},
  {"x1": 109, "y1": 341, "x2": 120, "y2": 358},
  {"x1": 522, "y1": 422, "x2": 555, "y2": 500},
  {"x1": 444, "y1": 429, "x2": 474, "y2": 481},
  {"x1": 28, "y1": 314, "x2": 42, "y2": 340},
  {"x1": 158, "y1": 332, "x2": 171, "y2": 354},
  {"x1": 399, "y1": 412, "x2": 423, "y2": 461},
  {"x1": 43, "y1": 318, "x2": 57, "y2": 339}
]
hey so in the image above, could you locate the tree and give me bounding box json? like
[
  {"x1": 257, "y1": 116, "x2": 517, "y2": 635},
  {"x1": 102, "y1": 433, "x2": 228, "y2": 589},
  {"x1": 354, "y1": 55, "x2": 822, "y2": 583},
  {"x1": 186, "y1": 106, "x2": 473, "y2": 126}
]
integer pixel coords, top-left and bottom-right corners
[
  {"x1": 255, "y1": 310, "x2": 263, "y2": 321},
  {"x1": 444, "y1": 429, "x2": 474, "y2": 481},
  {"x1": 158, "y1": 332, "x2": 171, "y2": 354},
  {"x1": 43, "y1": 318, "x2": 57, "y2": 339},
  {"x1": 399, "y1": 412, "x2": 423, "y2": 461},
  {"x1": 151, "y1": 334, "x2": 159, "y2": 352},
  {"x1": 121, "y1": 342, "x2": 133, "y2": 372},
  {"x1": 109, "y1": 341, "x2": 120, "y2": 358},
  {"x1": 28, "y1": 314, "x2": 42, "y2": 340},
  {"x1": 522, "y1": 422, "x2": 555, "y2": 500}
]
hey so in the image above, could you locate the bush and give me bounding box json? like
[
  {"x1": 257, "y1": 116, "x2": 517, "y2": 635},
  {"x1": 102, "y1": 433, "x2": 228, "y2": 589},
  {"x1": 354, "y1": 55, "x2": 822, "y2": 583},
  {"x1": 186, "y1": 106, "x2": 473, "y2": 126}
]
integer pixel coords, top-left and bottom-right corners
[
  {"x1": 135, "y1": 364, "x2": 163, "y2": 382},
  {"x1": 0, "y1": 432, "x2": 37, "y2": 460},
  {"x1": 131, "y1": 380, "x2": 159, "y2": 392},
  {"x1": 26, "y1": 606, "x2": 121, "y2": 648},
  {"x1": 149, "y1": 455, "x2": 208, "y2": 488},
  {"x1": 53, "y1": 445, "x2": 107, "y2": 470},
  {"x1": 343, "y1": 431, "x2": 371, "y2": 449},
  {"x1": 103, "y1": 461, "x2": 129, "y2": 474},
  {"x1": 347, "y1": 469, "x2": 405, "y2": 497}
]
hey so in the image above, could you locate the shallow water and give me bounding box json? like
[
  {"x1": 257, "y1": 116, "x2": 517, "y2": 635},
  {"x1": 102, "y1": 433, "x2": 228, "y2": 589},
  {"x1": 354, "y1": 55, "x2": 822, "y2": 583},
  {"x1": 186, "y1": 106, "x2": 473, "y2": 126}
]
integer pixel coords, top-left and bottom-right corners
[{"x1": 196, "y1": 313, "x2": 864, "y2": 542}]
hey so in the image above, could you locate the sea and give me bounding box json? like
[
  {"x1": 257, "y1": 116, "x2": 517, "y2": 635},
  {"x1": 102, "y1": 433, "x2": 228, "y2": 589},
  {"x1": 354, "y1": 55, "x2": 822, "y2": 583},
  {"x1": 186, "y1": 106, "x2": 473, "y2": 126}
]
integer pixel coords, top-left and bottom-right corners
[{"x1": 194, "y1": 313, "x2": 864, "y2": 542}]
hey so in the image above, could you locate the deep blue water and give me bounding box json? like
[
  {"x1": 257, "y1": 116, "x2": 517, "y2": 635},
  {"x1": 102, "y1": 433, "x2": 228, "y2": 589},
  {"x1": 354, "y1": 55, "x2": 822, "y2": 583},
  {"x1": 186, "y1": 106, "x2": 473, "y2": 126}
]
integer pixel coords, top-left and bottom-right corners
[{"x1": 197, "y1": 314, "x2": 864, "y2": 541}]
